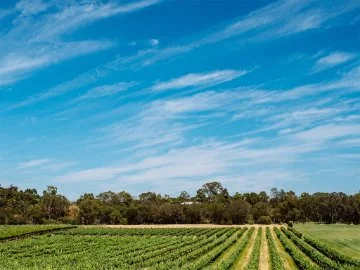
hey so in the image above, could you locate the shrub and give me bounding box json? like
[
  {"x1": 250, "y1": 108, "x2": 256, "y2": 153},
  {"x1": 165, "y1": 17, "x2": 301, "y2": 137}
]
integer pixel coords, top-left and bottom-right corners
[
  {"x1": 287, "y1": 221, "x2": 293, "y2": 227},
  {"x1": 247, "y1": 215, "x2": 254, "y2": 225},
  {"x1": 120, "y1": 218, "x2": 128, "y2": 225},
  {"x1": 258, "y1": 216, "x2": 272, "y2": 224}
]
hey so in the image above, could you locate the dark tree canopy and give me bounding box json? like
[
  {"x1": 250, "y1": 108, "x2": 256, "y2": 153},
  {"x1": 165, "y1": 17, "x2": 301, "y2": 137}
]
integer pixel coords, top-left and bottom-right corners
[{"x1": 0, "y1": 182, "x2": 359, "y2": 225}]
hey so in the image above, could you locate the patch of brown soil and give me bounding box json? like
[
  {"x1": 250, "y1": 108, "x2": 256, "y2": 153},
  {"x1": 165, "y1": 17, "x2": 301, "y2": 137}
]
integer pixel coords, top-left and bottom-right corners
[{"x1": 259, "y1": 227, "x2": 270, "y2": 270}]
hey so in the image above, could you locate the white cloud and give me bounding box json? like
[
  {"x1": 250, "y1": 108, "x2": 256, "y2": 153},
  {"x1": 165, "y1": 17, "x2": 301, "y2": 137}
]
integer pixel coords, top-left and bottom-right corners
[
  {"x1": 337, "y1": 138, "x2": 360, "y2": 147},
  {"x1": 80, "y1": 82, "x2": 137, "y2": 99},
  {"x1": 15, "y1": 0, "x2": 49, "y2": 17},
  {"x1": 8, "y1": 0, "x2": 359, "y2": 108},
  {"x1": 151, "y1": 70, "x2": 247, "y2": 91},
  {"x1": 148, "y1": 91, "x2": 237, "y2": 116},
  {"x1": 0, "y1": 40, "x2": 115, "y2": 86},
  {"x1": 114, "y1": 0, "x2": 360, "y2": 69},
  {"x1": 312, "y1": 51, "x2": 357, "y2": 72},
  {"x1": 88, "y1": 90, "x2": 243, "y2": 151},
  {"x1": 18, "y1": 158, "x2": 52, "y2": 169},
  {"x1": 295, "y1": 124, "x2": 360, "y2": 142},
  {"x1": 267, "y1": 108, "x2": 345, "y2": 132},
  {"x1": 0, "y1": 0, "x2": 161, "y2": 87},
  {"x1": 149, "y1": 39, "x2": 159, "y2": 46},
  {"x1": 18, "y1": 158, "x2": 76, "y2": 172},
  {"x1": 56, "y1": 137, "x2": 317, "y2": 185},
  {"x1": 30, "y1": 0, "x2": 161, "y2": 42},
  {"x1": 245, "y1": 64, "x2": 360, "y2": 105}
]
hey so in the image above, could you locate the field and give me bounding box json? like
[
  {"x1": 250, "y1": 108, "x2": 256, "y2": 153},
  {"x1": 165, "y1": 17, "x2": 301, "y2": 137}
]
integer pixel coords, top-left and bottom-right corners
[
  {"x1": 0, "y1": 225, "x2": 74, "y2": 240},
  {"x1": 0, "y1": 225, "x2": 359, "y2": 269},
  {"x1": 295, "y1": 223, "x2": 360, "y2": 260}
]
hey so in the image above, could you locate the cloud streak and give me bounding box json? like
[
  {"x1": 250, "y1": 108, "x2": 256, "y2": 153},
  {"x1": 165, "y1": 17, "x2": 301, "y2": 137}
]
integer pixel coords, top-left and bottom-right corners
[
  {"x1": 151, "y1": 70, "x2": 247, "y2": 92},
  {"x1": 80, "y1": 82, "x2": 137, "y2": 99},
  {"x1": 312, "y1": 51, "x2": 357, "y2": 73},
  {"x1": 8, "y1": 0, "x2": 359, "y2": 108},
  {"x1": 18, "y1": 158, "x2": 76, "y2": 172},
  {"x1": 0, "y1": 0, "x2": 161, "y2": 87},
  {"x1": 18, "y1": 158, "x2": 52, "y2": 169}
]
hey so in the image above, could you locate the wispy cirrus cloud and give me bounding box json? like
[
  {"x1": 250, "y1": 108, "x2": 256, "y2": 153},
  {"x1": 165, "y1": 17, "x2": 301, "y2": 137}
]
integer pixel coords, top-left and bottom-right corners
[
  {"x1": 294, "y1": 124, "x2": 360, "y2": 142},
  {"x1": 1, "y1": 40, "x2": 115, "y2": 86},
  {"x1": 80, "y1": 82, "x2": 137, "y2": 99},
  {"x1": 18, "y1": 158, "x2": 52, "y2": 169},
  {"x1": 243, "y1": 64, "x2": 360, "y2": 105},
  {"x1": 114, "y1": 0, "x2": 360, "y2": 69},
  {"x1": 89, "y1": 90, "x2": 242, "y2": 150},
  {"x1": 0, "y1": 0, "x2": 161, "y2": 87},
  {"x1": 29, "y1": 0, "x2": 162, "y2": 42},
  {"x1": 312, "y1": 51, "x2": 357, "y2": 73},
  {"x1": 56, "y1": 136, "x2": 315, "y2": 186},
  {"x1": 151, "y1": 70, "x2": 248, "y2": 92},
  {"x1": 15, "y1": 0, "x2": 50, "y2": 17},
  {"x1": 149, "y1": 39, "x2": 159, "y2": 47},
  {"x1": 18, "y1": 158, "x2": 76, "y2": 172},
  {"x1": 146, "y1": 91, "x2": 238, "y2": 117},
  {"x1": 8, "y1": 0, "x2": 359, "y2": 109},
  {"x1": 336, "y1": 137, "x2": 360, "y2": 147}
]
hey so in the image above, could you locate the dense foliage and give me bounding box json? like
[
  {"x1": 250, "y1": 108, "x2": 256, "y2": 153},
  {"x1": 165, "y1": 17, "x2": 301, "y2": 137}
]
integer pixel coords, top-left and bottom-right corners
[{"x1": 1, "y1": 182, "x2": 360, "y2": 225}]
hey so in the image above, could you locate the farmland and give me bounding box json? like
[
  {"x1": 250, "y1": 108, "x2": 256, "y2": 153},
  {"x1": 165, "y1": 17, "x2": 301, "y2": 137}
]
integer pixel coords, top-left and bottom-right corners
[
  {"x1": 0, "y1": 225, "x2": 75, "y2": 240},
  {"x1": 0, "y1": 225, "x2": 359, "y2": 269},
  {"x1": 295, "y1": 223, "x2": 360, "y2": 260}
]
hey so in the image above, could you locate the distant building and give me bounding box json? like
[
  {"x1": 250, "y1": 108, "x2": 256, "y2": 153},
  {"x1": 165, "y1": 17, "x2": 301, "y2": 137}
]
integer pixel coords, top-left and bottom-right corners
[{"x1": 180, "y1": 201, "x2": 196, "y2": 205}]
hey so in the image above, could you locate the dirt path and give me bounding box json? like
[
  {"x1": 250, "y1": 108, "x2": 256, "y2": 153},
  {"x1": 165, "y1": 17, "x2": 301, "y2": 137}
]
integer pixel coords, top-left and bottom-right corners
[
  {"x1": 259, "y1": 227, "x2": 270, "y2": 270},
  {"x1": 270, "y1": 227, "x2": 298, "y2": 270},
  {"x1": 231, "y1": 227, "x2": 257, "y2": 270}
]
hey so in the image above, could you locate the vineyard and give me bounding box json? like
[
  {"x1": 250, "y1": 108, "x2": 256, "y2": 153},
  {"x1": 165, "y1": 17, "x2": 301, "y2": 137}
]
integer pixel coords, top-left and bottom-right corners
[
  {"x1": 0, "y1": 225, "x2": 359, "y2": 269},
  {"x1": 0, "y1": 225, "x2": 75, "y2": 240}
]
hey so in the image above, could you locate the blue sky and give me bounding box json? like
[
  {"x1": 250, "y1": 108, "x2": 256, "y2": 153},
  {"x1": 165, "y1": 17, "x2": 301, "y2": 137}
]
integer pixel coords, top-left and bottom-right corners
[{"x1": 0, "y1": 0, "x2": 359, "y2": 199}]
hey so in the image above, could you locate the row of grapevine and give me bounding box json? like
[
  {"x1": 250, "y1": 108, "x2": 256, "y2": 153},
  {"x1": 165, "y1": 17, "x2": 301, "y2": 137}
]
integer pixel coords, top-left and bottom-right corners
[
  {"x1": 181, "y1": 230, "x2": 242, "y2": 270},
  {"x1": 281, "y1": 228, "x2": 354, "y2": 270},
  {"x1": 152, "y1": 229, "x2": 240, "y2": 269},
  {"x1": 180, "y1": 228, "x2": 253, "y2": 270},
  {"x1": 1, "y1": 226, "x2": 358, "y2": 270},
  {"x1": 287, "y1": 227, "x2": 303, "y2": 238},
  {"x1": 0, "y1": 227, "x2": 235, "y2": 270},
  {"x1": 266, "y1": 227, "x2": 284, "y2": 270},
  {"x1": 56, "y1": 227, "x2": 218, "y2": 237},
  {"x1": 244, "y1": 227, "x2": 262, "y2": 270},
  {"x1": 289, "y1": 227, "x2": 360, "y2": 267},
  {"x1": 3, "y1": 233, "x2": 176, "y2": 260},
  {"x1": 124, "y1": 236, "x2": 201, "y2": 265},
  {"x1": 0, "y1": 225, "x2": 75, "y2": 240},
  {"x1": 129, "y1": 229, "x2": 232, "y2": 267},
  {"x1": 274, "y1": 227, "x2": 320, "y2": 270},
  {"x1": 212, "y1": 227, "x2": 253, "y2": 270}
]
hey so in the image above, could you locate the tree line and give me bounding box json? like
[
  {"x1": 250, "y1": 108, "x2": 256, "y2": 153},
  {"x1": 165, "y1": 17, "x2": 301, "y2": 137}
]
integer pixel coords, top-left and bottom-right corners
[{"x1": 1, "y1": 182, "x2": 359, "y2": 225}]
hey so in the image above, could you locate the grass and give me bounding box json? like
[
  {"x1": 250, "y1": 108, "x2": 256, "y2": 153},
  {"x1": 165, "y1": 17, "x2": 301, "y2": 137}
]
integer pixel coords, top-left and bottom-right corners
[{"x1": 294, "y1": 223, "x2": 360, "y2": 260}]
